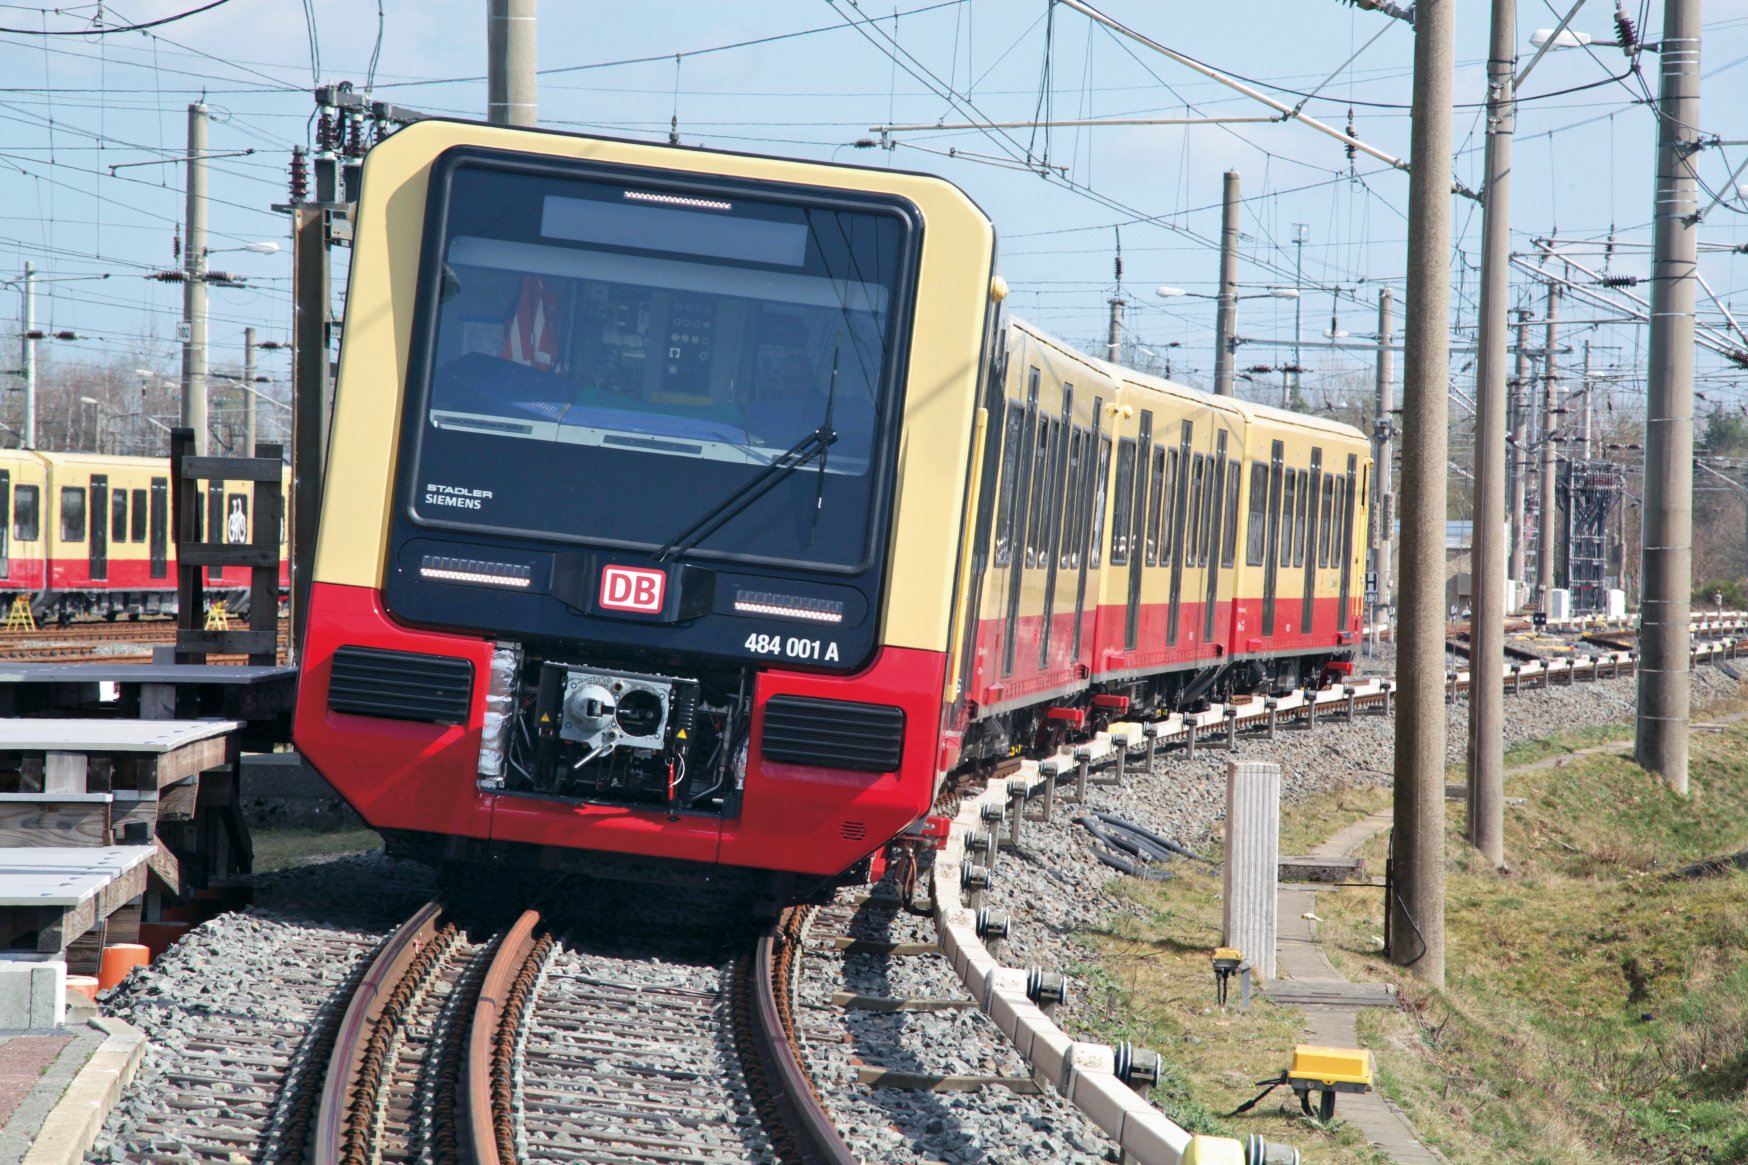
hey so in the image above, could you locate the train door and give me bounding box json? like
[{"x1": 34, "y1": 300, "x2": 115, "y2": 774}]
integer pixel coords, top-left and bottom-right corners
[
  {"x1": 1068, "y1": 394, "x2": 1102, "y2": 661},
  {"x1": 1037, "y1": 385, "x2": 1072, "y2": 669},
  {"x1": 1261, "y1": 440, "x2": 1284, "y2": 636},
  {"x1": 1122, "y1": 410, "x2": 1153, "y2": 651},
  {"x1": 1165, "y1": 418, "x2": 1192, "y2": 645},
  {"x1": 1300, "y1": 448, "x2": 1322, "y2": 633},
  {"x1": 1203, "y1": 426, "x2": 1239, "y2": 647},
  {"x1": 89, "y1": 475, "x2": 108, "y2": 582},
  {"x1": 956, "y1": 325, "x2": 1010, "y2": 711},
  {"x1": 149, "y1": 479, "x2": 168, "y2": 580},
  {"x1": 1338, "y1": 452, "x2": 1358, "y2": 631},
  {"x1": 1000, "y1": 366, "x2": 1039, "y2": 677}
]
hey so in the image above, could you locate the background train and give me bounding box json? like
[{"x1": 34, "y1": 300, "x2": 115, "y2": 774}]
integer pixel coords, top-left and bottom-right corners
[
  {"x1": 0, "y1": 449, "x2": 290, "y2": 623},
  {"x1": 291, "y1": 119, "x2": 1370, "y2": 903}
]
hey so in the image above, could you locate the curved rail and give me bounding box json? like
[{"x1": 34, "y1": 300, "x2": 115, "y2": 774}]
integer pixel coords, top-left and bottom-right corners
[
  {"x1": 311, "y1": 899, "x2": 446, "y2": 1165},
  {"x1": 743, "y1": 910, "x2": 859, "y2": 1165},
  {"x1": 464, "y1": 908, "x2": 544, "y2": 1165}
]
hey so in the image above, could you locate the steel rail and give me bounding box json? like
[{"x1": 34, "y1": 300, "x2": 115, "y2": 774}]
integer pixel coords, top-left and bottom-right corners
[
  {"x1": 747, "y1": 914, "x2": 859, "y2": 1165},
  {"x1": 464, "y1": 908, "x2": 543, "y2": 1165},
  {"x1": 311, "y1": 899, "x2": 446, "y2": 1165}
]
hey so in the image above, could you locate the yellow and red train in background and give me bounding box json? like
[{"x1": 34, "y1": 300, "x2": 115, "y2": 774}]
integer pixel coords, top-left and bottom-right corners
[
  {"x1": 291, "y1": 119, "x2": 1371, "y2": 903},
  {"x1": 0, "y1": 450, "x2": 288, "y2": 623}
]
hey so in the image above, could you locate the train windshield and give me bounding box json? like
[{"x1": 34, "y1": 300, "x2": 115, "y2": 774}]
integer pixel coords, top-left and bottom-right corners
[{"x1": 411, "y1": 164, "x2": 912, "y2": 570}]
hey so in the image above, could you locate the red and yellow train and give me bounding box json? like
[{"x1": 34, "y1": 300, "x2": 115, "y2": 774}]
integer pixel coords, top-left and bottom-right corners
[
  {"x1": 291, "y1": 120, "x2": 1370, "y2": 902},
  {"x1": 0, "y1": 450, "x2": 288, "y2": 622}
]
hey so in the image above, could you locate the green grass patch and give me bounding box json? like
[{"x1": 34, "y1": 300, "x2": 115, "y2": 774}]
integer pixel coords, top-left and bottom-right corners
[{"x1": 251, "y1": 827, "x2": 382, "y2": 872}]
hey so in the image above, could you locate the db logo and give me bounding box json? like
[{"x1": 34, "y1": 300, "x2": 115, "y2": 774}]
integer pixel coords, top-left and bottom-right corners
[{"x1": 599, "y1": 565, "x2": 666, "y2": 613}]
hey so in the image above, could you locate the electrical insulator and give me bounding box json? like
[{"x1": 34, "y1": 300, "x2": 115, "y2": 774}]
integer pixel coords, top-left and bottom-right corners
[
  {"x1": 1601, "y1": 274, "x2": 1637, "y2": 288},
  {"x1": 316, "y1": 111, "x2": 336, "y2": 154},
  {"x1": 374, "y1": 118, "x2": 389, "y2": 145},
  {"x1": 172, "y1": 230, "x2": 181, "y2": 262},
  {"x1": 346, "y1": 115, "x2": 364, "y2": 158},
  {"x1": 1346, "y1": 108, "x2": 1357, "y2": 163},
  {"x1": 289, "y1": 146, "x2": 309, "y2": 203},
  {"x1": 1613, "y1": 3, "x2": 1639, "y2": 54}
]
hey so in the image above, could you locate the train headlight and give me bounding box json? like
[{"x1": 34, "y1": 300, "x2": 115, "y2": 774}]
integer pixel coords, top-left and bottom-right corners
[{"x1": 477, "y1": 640, "x2": 523, "y2": 784}]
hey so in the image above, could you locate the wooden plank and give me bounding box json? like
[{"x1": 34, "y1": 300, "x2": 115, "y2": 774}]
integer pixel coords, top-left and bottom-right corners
[
  {"x1": 110, "y1": 795, "x2": 157, "y2": 842},
  {"x1": 249, "y1": 449, "x2": 284, "y2": 666},
  {"x1": 171, "y1": 428, "x2": 205, "y2": 665},
  {"x1": 96, "y1": 858, "x2": 150, "y2": 919},
  {"x1": 830, "y1": 992, "x2": 976, "y2": 1013},
  {"x1": 158, "y1": 778, "x2": 197, "y2": 822},
  {"x1": 176, "y1": 628, "x2": 276, "y2": 655},
  {"x1": 195, "y1": 769, "x2": 234, "y2": 808},
  {"x1": 0, "y1": 802, "x2": 107, "y2": 847},
  {"x1": 855, "y1": 1068, "x2": 1041, "y2": 1094},
  {"x1": 829, "y1": 937, "x2": 941, "y2": 956},
  {"x1": 148, "y1": 842, "x2": 183, "y2": 900},
  {"x1": 180, "y1": 456, "x2": 283, "y2": 483},
  {"x1": 175, "y1": 543, "x2": 279, "y2": 569},
  {"x1": 106, "y1": 900, "x2": 141, "y2": 945},
  {"x1": 152, "y1": 733, "x2": 232, "y2": 788},
  {"x1": 38, "y1": 894, "x2": 96, "y2": 952}
]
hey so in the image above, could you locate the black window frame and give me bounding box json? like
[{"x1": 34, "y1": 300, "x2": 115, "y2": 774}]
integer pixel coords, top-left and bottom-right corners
[
  {"x1": 13, "y1": 484, "x2": 39, "y2": 544},
  {"x1": 88, "y1": 475, "x2": 107, "y2": 580},
  {"x1": 111, "y1": 487, "x2": 128, "y2": 547},
  {"x1": 1109, "y1": 437, "x2": 1137, "y2": 566},
  {"x1": 149, "y1": 478, "x2": 168, "y2": 579},
  {"x1": 393, "y1": 145, "x2": 922, "y2": 578},
  {"x1": 60, "y1": 486, "x2": 86, "y2": 544},
  {"x1": 992, "y1": 402, "x2": 1024, "y2": 568},
  {"x1": 1144, "y1": 444, "x2": 1164, "y2": 566},
  {"x1": 1246, "y1": 462, "x2": 1268, "y2": 566},
  {"x1": 130, "y1": 489, "x2": 148, "y2": 543}
]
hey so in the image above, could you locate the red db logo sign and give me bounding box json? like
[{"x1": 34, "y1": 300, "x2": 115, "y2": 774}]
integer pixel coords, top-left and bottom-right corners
[{"x1": 599, "y1": 565, "x2": 666, "y2": 613}]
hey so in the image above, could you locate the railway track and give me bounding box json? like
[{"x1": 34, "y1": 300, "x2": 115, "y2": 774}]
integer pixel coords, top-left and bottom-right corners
[{"x1": 216, "y1": 900, "x2": 851, "y2": 1165}]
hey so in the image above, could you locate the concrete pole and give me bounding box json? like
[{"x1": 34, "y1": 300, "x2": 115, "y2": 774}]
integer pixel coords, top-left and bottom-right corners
[
  {"x1": 1637, "y1": 0, "x2": 1701, "y2": 793},
  {"x1": 1374, "y1": 288, "x2": 1394, "y2": 612},
  {"x1": 1538, "y1": 282, "x2": 1560, "y2": 610},
  {"x1": 1213, "y1": 170, "x2": 1240, "y2": 396},
  {"x1": 1581, "y1": 341, "x2": 1593, "y2": 460},
  {"x1": 1508, "y1": 310, "x2": 1532, "y2": 594},
  {"x1": 1466, "y1": 0, "x2": 1513, "y2": 871},
  {"x1": 20, "y1": 261, "x2": 34, "y2": 451},
  {"x1": 244, "y1": 326, "x2": 257, "y2": 456},
  {"x1": 181, "y1": 102, "x2": 209, "y2": 456},
  {"x1": 1222, "y1": 761, "x2": 1281, "y2": 980},
  {"x1": 487, "y1": 0, "x2": 537, "y2": 127},
  {"x1": 1106, "y1": 296, "x2": 1124, "y2": 363},
  {"x1": 1391, "y1": 0, "x2": 1451, "y2": 988}
]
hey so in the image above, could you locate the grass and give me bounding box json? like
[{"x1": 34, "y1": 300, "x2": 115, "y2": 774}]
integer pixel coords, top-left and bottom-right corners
[
  {"x1": 250, "y1": 827, "x2": 382, "y2": 872},
  {"x1": 1085, "y1": 684, "x2": 1748, "y2": 1164}
]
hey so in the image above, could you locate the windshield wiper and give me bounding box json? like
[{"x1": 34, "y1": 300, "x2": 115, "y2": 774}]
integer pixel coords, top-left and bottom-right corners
[{"x1": 653, "y1": 421, "x2": 839, "y2": 562}]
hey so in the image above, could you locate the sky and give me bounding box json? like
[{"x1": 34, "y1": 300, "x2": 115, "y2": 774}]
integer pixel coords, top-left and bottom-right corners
[{"x1": 3, "y1": 0, "x2": 1748, "y2": 435}]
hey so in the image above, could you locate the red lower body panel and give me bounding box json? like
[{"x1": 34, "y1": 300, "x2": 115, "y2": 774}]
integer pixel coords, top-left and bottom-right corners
[{"x1": 294, "y1": 582, "x2": 947, "y2": 879}]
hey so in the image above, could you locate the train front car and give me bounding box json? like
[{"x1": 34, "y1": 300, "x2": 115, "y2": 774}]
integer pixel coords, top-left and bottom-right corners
[{"x1": 293, "y1": 120, "x2": 998, "y2": 904}]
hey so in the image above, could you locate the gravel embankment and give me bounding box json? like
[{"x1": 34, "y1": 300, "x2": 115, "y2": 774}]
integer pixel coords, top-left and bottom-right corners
[
  {"x1": 976, "y1": 665, "x2": 1742, "y2": 1042},
  {"x1": 800, "y1": 896, "x2": 1115, "y2": 1164}
]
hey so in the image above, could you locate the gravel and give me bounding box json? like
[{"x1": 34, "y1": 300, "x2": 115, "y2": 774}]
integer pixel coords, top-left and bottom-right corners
[
  {"x1": 799, "y1": 897, "x2": 1115, "y2": 1164},
  {"x1": 974, "y1": 663, "x2": 1743, "y2": 1041}
]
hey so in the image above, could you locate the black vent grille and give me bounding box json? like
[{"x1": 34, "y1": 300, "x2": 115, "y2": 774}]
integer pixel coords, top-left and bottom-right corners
[
  {"x1": 329, "y1": 645, "x2": 474, "y2": 725},
  {"x1": 761, "y1": 695, "x2": 905, "y2": 773}
]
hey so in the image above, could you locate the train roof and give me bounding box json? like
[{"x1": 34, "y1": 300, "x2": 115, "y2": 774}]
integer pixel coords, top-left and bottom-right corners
[{"x1": 1009, "y1": 317, "x2": 1368, "y2": 444}]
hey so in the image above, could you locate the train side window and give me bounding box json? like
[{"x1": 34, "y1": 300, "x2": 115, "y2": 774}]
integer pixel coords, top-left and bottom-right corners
[
  {"x1": 149, "y1": 479, "x2": 168, "y2": 579},
  {"x1": 1160, "y1": 449, "x2": 1179, "y2": 566},
  {"x1": 1200, "y1": 455, "x2": 1219, "y2": 566},
  {"x1": 112, "y1": 489, "x2": 128, "y2": 546},
  {"x1": 88, "y1": 476, "x2": 107, "y2": 581},
  {"x1": 60, "y1": 487, "x2": 86, "y2": 543},
  {"x1": 1246, "y1": 463, "x2": 1268, "y2": 565},
  {"x1": 131, "y1": 489, "x2": 148, "y2": 543},
  {"x1": 1335, "y1": 477, "x2": 1348, "y2": 550},
  {"x1": 1293, "y1": 470, "x2": 1310, "y2": 567},
  {"x1": 1060, "y1": 429, "x2": 1083, "y2": 570},
  {"x1": 0, "y1": 470, "x2": 9, "y2": 577},
  {"x1": 991, "y1": 405, "x2": 1024, "y2": 567},
  {"x1": 13, "y1": 485, "x2": 38, "y2": 543},
  {"x1": 1185, "y1": 454, "x2": 1205, "y2": 562},
  {"x1": 1025, "y1": 414, "x2": 1051, "y2": 568},
  {"x1": 207, "y1": 489, "x2": 224, "y2": 547},
  {"x1": 1089, "y1": 437, "x2": 1110, "y2": 570},
  {"x1": 1319, "y1": 473, "x2": 1335, "y2": 566},
  {"x1": 1109, "y1": 438, "x2": 1136, "y2": 565},
  {"x1": 1278, "y1": 471, "x2": 1296, "y2": 573},
  {"x1": 1222, "y1": 458, "x2": 1241, "y2": 568},
  {"x1": 1144, "y1": 445, "x2": 1164, "y2": 566}
]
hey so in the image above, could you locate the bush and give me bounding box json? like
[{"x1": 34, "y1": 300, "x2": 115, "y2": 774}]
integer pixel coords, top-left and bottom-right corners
[{"x1": 1693, "y1": 579, "x2": 1747, "y2": 610}]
